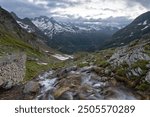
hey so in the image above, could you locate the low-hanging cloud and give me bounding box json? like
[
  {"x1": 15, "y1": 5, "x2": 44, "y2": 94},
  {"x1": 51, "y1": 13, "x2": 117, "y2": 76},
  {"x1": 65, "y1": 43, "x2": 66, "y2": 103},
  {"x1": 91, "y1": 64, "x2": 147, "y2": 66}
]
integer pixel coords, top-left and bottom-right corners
[{"x1": 0, "y1": 0, "x2": 149, "y2": 22}]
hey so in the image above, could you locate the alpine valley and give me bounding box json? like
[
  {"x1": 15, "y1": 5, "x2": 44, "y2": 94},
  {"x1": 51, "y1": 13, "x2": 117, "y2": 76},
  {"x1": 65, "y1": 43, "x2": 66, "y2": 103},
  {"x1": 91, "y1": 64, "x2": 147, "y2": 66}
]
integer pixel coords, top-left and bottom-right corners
[{"x1": 0, "y1": 6, "x2": 150, "y2": 100}]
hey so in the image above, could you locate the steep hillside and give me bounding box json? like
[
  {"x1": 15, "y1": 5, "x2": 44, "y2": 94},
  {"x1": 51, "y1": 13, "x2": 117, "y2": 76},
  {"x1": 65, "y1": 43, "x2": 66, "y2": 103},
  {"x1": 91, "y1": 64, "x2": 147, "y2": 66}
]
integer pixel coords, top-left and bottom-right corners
[
  {"x1": 0, "y1": 7, "x2": 60, "y2": 82},
  {"x1": 105, "y1": 11, "x2": 150, "y2": 48},
  {"x1": 11, "y1": 12, "x2": 49, "y2": 43}
]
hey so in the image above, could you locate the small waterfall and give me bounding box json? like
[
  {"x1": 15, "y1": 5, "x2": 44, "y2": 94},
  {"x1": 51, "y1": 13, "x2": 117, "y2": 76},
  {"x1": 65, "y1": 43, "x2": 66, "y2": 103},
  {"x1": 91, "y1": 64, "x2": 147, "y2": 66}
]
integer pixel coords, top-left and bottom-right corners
[
  {"x1": 35, "y1": 67, "x2": 138, "y2": 100},
  {"x1": 36, "y1": 71, "x2": 57, "y2": 100}
]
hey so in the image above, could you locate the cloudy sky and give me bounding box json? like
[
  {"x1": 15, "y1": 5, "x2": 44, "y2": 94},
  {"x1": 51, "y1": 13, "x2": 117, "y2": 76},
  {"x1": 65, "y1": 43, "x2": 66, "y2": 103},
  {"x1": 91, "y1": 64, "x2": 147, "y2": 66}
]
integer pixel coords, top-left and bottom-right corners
[{"x1": 0, "y1": 0, "x2": 150, "y2": 23}]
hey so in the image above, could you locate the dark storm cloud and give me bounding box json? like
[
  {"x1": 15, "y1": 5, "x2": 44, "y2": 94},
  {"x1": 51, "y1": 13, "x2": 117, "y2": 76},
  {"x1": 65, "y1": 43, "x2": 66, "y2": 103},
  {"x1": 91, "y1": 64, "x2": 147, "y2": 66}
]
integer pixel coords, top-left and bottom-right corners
[
  {"x1": 46, "y1": 0, "x2": 81, "y2": 8},
  {"x1": 0, "y1": 0, "x2": 149, "y2": 22},
  {"x1": 0, "y1": 0, "x2": 49, "y2": 18}
]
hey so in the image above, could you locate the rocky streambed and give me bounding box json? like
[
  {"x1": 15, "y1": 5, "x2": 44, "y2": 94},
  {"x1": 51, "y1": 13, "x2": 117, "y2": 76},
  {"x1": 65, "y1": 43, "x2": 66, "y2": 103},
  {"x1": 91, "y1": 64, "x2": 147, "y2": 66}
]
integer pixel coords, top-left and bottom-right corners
[{"x1": 23, "y1": 66, "x2": 142, "y2": 100}]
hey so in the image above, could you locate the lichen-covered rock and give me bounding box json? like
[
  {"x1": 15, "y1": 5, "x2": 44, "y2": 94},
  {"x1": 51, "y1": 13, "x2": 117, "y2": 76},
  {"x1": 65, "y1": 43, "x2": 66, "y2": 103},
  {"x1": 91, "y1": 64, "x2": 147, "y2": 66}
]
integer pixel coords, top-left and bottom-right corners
[
  {"x1": 109, "y1": 45, "x2": 150, "y2": 67},
  {"x1": 0, "y1": 53, "x2": 26, "y2": 89}
]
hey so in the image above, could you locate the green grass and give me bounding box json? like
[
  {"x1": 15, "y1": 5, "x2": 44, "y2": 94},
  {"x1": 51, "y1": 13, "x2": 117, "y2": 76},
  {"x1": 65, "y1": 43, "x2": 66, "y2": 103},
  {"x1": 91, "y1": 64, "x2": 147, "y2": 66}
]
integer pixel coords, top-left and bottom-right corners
[
  {"x1": 0, "y1": 31, "x2": 52, "y2": 81},
  {"x1": 0, "y1": 34, "x2": 43, "y2": 58},
  {"x1": 136, "y1": 81, "x2": 150, "y2": 91},
  {"x1": 24, "y1": 61, "x2": 50, "y2": 81},
  {"x1": 131, "y1": 60, "x2": 149, "y2": 76},
  {"x1": 144, "y1": 44, "x2": 150, "y2": 56},
  {"x1": 115, "y1": 67, "x2": 127, "y2": 77}
]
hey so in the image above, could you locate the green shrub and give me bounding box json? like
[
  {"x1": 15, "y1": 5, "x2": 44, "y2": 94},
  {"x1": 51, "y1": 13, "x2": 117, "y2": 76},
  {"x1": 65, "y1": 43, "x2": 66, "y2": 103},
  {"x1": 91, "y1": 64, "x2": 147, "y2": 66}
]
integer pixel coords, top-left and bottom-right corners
[
  {"x1": 94, "y1": 60, "x2": 110, "y2": 68},
  {"x1": 136, "y1": 82, "x2": 150, "y2": 91},
  {"x1": 131, "y1": 60, "x2": 149, "y2": 74},
  {"x1": 24, "y1": 61, "x2": 50, "y2": 81},
  {"x1": 115, "y1": 67, "x2": 127, "y2": 77}
]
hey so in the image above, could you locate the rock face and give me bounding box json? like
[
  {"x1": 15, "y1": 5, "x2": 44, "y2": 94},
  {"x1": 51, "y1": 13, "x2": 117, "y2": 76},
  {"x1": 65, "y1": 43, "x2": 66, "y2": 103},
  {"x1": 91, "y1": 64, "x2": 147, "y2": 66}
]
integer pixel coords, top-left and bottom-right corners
[
  {"x1": 0, "y1": 53, "x2": 26, "y2": 89},
  {"x1": 109, "y1": 44, "x2": 150, "y2": 67}
]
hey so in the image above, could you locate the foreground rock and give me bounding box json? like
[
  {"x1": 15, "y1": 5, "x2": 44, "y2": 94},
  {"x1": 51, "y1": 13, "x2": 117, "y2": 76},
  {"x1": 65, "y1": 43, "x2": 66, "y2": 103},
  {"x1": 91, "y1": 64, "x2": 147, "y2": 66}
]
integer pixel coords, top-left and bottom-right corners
[
  {"x1": 34, "y1": 66, "x2": 144, "y2": 100},
  {"x1": 0, "y1": 53, "x2": 26, "y2": 89},
  {"x1": 23, "y1": 81, "x2": 40, "y2": 94}
]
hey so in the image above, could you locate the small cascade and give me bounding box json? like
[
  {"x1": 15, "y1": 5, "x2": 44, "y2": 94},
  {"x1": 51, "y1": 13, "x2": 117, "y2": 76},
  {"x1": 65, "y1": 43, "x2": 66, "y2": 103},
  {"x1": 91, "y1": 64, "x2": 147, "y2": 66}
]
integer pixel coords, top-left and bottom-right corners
[{"x1": 35, "y1": 67, "x2": 138, "y2": 100}]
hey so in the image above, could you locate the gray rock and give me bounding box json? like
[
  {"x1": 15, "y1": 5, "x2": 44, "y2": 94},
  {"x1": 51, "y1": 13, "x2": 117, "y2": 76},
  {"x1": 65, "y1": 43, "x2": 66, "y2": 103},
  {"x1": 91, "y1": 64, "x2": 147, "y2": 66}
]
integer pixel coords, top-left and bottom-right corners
[
  {"x1": 135, "y1": 67, "x2": 143, "y2": 75},
  {"x1": 104, "y1": 69, "x2": 111, "y2": 75},
  {"x1": 109, "y1": 45, "x2": 150, "y2": 67},
  {"x1": 131, "y1": 69, "x2": 140, "y2": 77},
  {"x1": 4, "y1": 80, "x2": 14, "y2": 89},
  {"x1": 146, "y1": 64, "x2": 150, "y2": 69},
  {"x1": 0, "y1": 52, "x2": 26, "y2": 89},
  {"x1": 23, "y1": 81, "x2": 40, "y2": 94},
  {"x1": 59, "y1": 91, "x2": 73, "y2": 100},
  {"x1": 0, "y1": 78, "x2": 4, "y2": 86},
  {"x1": 145, "y1": 71, "x2": 150, "y2": 83}
]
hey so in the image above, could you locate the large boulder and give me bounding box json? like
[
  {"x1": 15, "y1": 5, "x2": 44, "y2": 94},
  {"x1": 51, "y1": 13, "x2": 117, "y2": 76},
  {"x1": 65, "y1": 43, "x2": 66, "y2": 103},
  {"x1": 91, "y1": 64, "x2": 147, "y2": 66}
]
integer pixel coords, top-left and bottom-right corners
[
  {"x1": 23, "y1": 81, "x2": 40, "y2": 94},
  {"x1": 0, "y1": 53, "x2": 26, "y2": 89}
]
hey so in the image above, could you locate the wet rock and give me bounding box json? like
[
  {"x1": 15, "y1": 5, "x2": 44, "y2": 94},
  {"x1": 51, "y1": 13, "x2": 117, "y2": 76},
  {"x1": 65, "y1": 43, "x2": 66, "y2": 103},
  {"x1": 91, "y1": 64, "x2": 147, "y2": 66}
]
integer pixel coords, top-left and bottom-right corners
[
  {"x1": 23, "y1": 81, "x2": 40, "y2": 94},
  {"x1": 57, "y1": 66, "x2": 77, "y2": 77},
  {"x1": 66, "y1": 66, "x2": 77, "y2": 72},
  {"x1": 80, "y1": 66, "x2": 93, "y2": 73},
  {"x1": 54, "y1": 87, "x2": 70, "y2": 99},
  {"x1": 57, "y1": 74, "x2": 82, "y2": 88},
  {"x1": 58, "y1": 91, "x2": 73, "y2": 100},
  {"x1": 93, "y1": 83, "x2": 102, "y2": 88}
]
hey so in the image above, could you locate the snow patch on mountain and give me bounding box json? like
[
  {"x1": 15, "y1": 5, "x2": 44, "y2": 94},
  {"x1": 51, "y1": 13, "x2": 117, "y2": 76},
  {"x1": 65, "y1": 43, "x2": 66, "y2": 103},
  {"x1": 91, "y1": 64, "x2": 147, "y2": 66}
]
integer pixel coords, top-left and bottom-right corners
[
  {"x1": 52, "y1": 54, "x2": 73, "y2": 61},
  {"x1": 141, "y1": 25, "x2": 149, "y2": 30},
  {"x1": 143, "y1": 20, "x2": 147, "y2": 25},
  {"x1": 31, "y1": 16, "x2": 119, "y2": 39},
  {"x1": 17, "y1": 21, "x2": 34, "y2": 33}
]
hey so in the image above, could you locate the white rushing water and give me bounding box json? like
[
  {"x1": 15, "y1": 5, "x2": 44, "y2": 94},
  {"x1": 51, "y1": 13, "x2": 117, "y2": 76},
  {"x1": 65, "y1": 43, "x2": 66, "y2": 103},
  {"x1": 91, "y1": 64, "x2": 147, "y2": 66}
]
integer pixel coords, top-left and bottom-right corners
[
  {"x1": 36, "y1": 71, "x2": 58, "y2": 100},
  {"x1": 35, "y1": 68, "x2": 137, "y2": 100}
]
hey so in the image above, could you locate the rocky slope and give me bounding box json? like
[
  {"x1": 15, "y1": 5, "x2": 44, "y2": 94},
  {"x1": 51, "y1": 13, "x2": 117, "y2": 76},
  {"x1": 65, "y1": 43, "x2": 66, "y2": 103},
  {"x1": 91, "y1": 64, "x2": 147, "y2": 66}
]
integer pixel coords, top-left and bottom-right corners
[
  {"x1": 0, "y1": 7, "x2": 150, "y2": 100},
  {"x1": 0, "y1": 7, "x2": 61, "y2": 88},
  {"x1": 1, "y1": 37, "x2": 149, "y2": 100},
  {"x1": 105, "y1": 11, "x2": 150, "y2": 48}
]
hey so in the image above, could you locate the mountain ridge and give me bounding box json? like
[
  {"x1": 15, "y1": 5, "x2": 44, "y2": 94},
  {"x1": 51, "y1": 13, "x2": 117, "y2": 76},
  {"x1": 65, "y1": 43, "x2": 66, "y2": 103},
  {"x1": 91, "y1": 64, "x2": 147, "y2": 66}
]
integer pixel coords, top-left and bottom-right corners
[{"x1": 104, "y1": 11, "x2": 150, "y2": 48}]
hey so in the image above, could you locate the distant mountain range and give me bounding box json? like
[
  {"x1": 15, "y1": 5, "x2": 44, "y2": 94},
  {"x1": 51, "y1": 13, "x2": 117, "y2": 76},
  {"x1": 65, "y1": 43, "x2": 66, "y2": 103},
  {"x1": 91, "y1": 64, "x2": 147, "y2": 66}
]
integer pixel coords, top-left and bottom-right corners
[
  {"x1": 7, "y1": 8, "x2": 150, "y2": 54},
  {"x1": 11, "y1": 12, "x2": 119, "y2": 53}
]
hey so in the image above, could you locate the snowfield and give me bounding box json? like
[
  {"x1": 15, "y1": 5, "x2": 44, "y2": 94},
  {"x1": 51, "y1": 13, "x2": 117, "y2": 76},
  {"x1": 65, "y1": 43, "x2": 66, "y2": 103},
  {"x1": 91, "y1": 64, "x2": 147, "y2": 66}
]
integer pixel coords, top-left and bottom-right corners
[{"x1": 52, "y1": 54, "x2": 73, "y2": 61}]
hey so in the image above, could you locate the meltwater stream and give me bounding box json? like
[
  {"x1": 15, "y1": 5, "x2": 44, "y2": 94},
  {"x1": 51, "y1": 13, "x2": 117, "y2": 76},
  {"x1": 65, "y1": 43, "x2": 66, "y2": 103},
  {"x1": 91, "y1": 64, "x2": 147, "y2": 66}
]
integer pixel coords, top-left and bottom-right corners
[{"x1": 35, "y1": 67, "x2": 137, "y2": 100}]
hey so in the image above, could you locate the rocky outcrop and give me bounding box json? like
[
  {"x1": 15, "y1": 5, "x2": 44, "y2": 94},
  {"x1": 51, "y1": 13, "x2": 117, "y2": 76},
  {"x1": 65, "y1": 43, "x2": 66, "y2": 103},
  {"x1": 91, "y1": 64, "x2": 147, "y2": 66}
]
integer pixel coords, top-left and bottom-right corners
[
  {"x1": 0, "y1": 53, "x2": 26, "y2": 89},
  {"x1": 109, "y1": 45, "x2": 150, "y2": 67}
]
